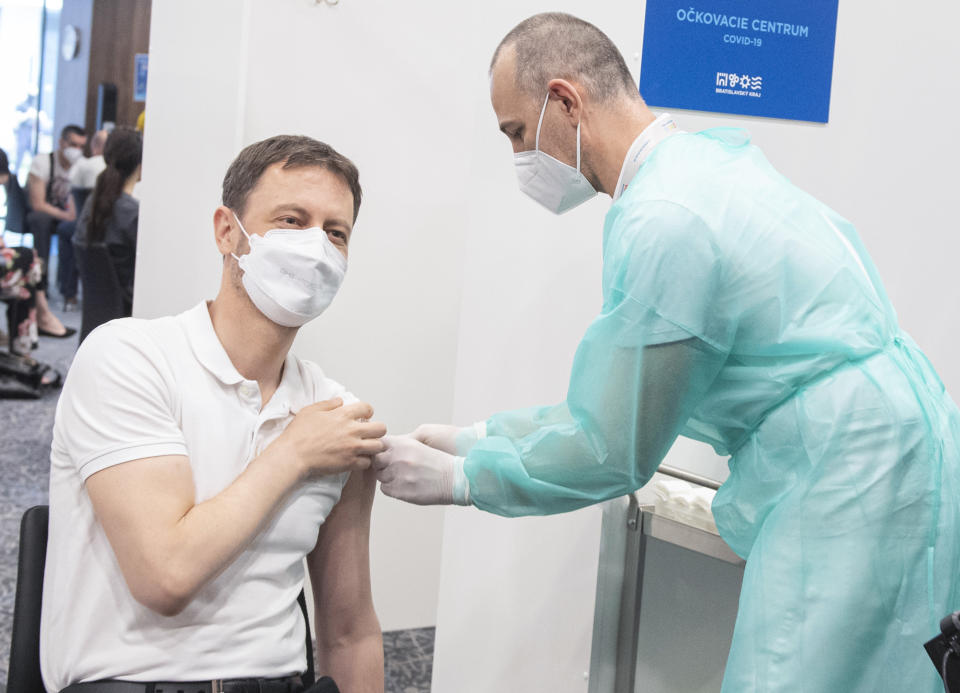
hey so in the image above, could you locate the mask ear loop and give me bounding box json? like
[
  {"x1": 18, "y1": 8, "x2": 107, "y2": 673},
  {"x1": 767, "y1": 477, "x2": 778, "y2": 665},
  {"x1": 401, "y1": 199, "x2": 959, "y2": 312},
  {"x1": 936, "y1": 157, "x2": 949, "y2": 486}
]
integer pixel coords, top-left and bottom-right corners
[
  {"x1": 230, "y1": 211, "x2": 252, "y2": 262},
  {"x1": 537, "y1": 91, "x2": 584, "y2": 175},
  {"x1": 534, "y1": 92, "x2": 549, "y2": 154},
  {"x1": 576, "y1": 118, "x2": 582, "y2": 174}
]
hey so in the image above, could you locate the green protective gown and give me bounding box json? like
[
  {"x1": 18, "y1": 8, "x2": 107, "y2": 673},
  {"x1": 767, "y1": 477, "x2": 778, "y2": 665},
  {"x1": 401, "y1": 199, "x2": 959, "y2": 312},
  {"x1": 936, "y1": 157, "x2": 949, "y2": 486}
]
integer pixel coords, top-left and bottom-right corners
[{"x1": 460, "y1": 128, "x2": 960, "y2": 691}]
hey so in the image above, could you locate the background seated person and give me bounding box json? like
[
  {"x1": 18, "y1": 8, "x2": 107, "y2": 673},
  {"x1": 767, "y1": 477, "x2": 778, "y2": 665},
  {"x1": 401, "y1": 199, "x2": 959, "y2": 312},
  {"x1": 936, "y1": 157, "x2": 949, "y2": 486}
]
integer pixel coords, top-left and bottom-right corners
[
  {"x1": 73, "y1": 127, "x2": 142, "y2": 315},
  {"x1": 26, "y1": 124, "x2": 82, "y2": 312},
  {"x1": 41, "y1": 135, "x2": 387, "y2": 693},
  {"x1": 68, "y1": 128, "x2": 109, "y2": 192},
  {"x1": 57, "y1": 128, "x2": 110, "y2": 307},
  {"x1": 0, "y1": 147, "x2": 68, "y2": 379}
]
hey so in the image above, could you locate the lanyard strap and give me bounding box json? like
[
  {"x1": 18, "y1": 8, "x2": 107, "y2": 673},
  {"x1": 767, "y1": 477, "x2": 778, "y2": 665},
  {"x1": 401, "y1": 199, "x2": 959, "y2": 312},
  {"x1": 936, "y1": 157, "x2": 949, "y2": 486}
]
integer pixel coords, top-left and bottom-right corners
[{"x1": 613, "y1": 114, "x2": 683, "y2": 201}]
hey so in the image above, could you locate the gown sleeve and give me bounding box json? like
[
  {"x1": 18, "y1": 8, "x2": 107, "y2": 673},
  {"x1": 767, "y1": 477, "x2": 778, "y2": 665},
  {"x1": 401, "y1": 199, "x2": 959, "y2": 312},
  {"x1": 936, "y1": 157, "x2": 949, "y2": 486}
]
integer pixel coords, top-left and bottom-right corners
[{"x1": 463, "y1": 200, "x2": 732, "y2": 517}]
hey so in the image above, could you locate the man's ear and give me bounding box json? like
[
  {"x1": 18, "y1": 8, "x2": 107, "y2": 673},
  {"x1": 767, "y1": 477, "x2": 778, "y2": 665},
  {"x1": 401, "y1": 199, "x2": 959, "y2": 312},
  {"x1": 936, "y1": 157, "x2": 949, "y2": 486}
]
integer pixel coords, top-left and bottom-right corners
[
  {"x1": 546, "y1": 78, "x2": 584, "y2": 126},
  {"x1": 213, "y1": 205, "x2": 239, "y2": 256}
]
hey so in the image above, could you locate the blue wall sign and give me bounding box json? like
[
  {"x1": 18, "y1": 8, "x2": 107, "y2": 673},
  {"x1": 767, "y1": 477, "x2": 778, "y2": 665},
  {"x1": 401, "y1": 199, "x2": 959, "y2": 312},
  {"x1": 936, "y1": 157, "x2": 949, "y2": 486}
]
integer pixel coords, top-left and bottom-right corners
[
  {"x1": 639, "y1": 0, "x2": 839, "y2": 123},
  {"x1": 134, "y1": 53, "x2": 149, "y2": 103}
]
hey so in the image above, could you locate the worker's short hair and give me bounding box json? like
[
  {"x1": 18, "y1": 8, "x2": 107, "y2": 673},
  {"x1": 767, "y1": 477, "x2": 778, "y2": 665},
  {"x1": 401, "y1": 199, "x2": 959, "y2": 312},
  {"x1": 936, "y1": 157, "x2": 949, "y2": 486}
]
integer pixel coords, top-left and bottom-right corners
[
  {"x1": 60, "y1": 124, "x2": 85, "y2": 141},
  {"x1": 222, "y1": 135, "x2": 362, "y2": 222},
  {"x1": 491, "y1": 12, "x2": 638, "y2": 103}
]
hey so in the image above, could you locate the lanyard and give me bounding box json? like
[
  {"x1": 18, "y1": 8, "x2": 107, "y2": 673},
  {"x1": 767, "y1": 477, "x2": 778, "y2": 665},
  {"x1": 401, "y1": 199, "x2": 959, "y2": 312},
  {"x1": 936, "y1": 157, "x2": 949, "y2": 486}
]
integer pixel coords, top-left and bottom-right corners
[{"x1": 612, "y1": 114, "x2": 684, "y2": 202}]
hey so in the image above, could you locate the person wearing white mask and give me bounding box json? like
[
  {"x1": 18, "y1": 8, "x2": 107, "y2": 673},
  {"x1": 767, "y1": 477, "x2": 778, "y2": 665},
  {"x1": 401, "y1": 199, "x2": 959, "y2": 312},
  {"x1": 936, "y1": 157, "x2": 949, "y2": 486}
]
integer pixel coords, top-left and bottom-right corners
[
  {"x1": 25, "y1": 123, "x2": 85, "y2": 335},
  {"x1": 68, "y1": 128, "x2": 109, "y2": 190},
  {"x1": 372, "y1": 12, "x2": 960, "y2": 693},
  {"x1": 42, "y1": 135, "x2": 387, "y2": 693}
]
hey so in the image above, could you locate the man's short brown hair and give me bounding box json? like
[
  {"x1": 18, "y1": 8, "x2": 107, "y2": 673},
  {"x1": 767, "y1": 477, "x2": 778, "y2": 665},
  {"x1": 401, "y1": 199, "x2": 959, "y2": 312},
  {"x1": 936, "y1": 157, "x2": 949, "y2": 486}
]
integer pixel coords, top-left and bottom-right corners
[{"x1": 222, "y1": 135, "x2": 362, "y2": 222}]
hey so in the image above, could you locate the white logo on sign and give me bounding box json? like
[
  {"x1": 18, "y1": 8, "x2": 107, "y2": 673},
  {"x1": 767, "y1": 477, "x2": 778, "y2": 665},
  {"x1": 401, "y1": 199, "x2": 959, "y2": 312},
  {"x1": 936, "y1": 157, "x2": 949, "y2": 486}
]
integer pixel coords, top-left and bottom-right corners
[{"x1": 715, "y1": 72, "x2": 763, "y2": 97}]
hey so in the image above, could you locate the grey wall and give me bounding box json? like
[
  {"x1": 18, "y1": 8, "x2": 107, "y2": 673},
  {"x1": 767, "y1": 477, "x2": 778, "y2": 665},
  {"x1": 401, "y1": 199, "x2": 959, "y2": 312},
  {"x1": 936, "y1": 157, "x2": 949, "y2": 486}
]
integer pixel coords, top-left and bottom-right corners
[{"x1": 53, "y1": 0, "x2": 93, "y2": 140}]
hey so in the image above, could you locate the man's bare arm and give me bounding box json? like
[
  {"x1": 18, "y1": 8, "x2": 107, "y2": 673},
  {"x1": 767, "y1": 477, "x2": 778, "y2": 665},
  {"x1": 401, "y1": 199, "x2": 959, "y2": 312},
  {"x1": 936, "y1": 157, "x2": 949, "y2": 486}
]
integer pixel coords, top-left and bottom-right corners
[
  {"x1": 27, "y1": 173, "x2": 73, "y2": 221},
  {"x1": 85, "y1": 399, "x2": 385, "y2": 616},
  {"x1": 307, "y1": 469, "x2": 383, "y2": 692}
]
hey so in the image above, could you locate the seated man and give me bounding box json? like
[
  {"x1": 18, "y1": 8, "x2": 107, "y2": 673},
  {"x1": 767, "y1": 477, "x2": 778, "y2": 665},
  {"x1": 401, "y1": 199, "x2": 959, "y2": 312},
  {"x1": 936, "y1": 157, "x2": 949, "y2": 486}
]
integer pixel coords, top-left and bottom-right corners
[
  {"x1": 27, "y1": 125, "x2": 82, "y2": 301},
  {"x1": 68, "y1": 128, "x2": 109, "y2": 192},
  {"x1": 41, "y1": 135, "x2": 387, "y2": 693}
]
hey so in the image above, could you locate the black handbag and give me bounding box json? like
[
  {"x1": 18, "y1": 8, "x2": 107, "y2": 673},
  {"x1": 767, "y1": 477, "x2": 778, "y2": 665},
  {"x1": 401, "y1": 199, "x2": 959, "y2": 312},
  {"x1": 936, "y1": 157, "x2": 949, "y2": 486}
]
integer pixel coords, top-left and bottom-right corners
[
  {"x1": 0, "y1": 351, "x2": 58, "y2": 398},
  {"x1": 0, "y1": 372, "x2": 41, "y2": 398}
]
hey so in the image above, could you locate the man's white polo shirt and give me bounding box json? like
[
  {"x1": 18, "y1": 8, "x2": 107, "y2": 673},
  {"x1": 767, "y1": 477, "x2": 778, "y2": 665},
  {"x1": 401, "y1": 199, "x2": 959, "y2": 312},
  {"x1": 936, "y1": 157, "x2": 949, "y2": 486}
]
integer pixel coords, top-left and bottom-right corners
[{"x1": 41, "y1": 302, "x2": 355, "y2": 692}]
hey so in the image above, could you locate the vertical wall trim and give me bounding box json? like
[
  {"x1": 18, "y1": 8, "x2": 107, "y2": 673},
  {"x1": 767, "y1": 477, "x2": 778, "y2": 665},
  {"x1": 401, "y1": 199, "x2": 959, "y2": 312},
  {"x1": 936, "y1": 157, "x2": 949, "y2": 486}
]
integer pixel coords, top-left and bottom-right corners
[{"x1": 234, "y1": 0, "x2": 252, "y2": 150}]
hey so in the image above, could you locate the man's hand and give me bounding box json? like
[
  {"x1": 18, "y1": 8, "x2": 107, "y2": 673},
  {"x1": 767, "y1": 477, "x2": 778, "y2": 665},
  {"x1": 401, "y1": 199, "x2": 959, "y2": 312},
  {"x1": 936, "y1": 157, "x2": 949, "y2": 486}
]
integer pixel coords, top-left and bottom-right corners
[
  {"x1": 61, "y1": 199, "x2": 76, "y2": 222},
  {"x1": 277, "y1": 398, "x2": 387, "y2": 478},
  {"x1": 372, "y1": 435, "x2": 469, "y2": 505}
]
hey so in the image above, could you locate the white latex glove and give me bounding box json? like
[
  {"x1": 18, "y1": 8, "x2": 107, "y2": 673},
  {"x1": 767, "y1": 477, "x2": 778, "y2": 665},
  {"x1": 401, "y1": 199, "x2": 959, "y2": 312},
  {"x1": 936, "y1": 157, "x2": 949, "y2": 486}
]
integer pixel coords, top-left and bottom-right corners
[
  {"x1": 411, "y1": 422, "x2": 486, "y2": 455},
  {"x1": 372, "y1": 435, "x2": 471, "y2": 506}
]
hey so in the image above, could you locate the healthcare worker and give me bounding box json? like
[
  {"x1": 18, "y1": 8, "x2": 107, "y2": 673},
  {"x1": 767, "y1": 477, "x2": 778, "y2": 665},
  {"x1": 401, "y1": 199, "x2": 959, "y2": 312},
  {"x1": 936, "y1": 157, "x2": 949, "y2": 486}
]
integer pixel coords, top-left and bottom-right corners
[{"x1": 372, "y1": 12, "x2": 960, "y2": 692}]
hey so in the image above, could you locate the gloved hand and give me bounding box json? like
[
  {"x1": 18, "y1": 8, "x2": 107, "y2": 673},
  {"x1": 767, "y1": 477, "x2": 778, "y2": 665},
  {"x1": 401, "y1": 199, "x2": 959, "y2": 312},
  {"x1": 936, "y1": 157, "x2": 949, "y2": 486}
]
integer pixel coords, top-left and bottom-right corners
[
  {"x1": 410, "y1": 422, "x2": 486, "y2": 456},
  {"x1": 372, "y1": 435, "x2": 471, "y2": 506}
]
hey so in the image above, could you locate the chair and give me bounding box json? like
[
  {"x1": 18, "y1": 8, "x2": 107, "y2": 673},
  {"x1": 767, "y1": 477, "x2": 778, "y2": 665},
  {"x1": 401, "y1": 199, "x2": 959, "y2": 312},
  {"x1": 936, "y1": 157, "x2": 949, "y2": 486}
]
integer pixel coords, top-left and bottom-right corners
[
  {"x1": 73, "y1": 244, "x2": 124, "y2": 344},
  {"x1": 297, "y1": 591, "x2": 317, "y2": 688},
  {"x1": 70, "y1": 188, "x2": 91, "y2": 216},
  {"x1": 54, "y1": 189, "x2": 93, "y2": 303},
  {"x1": 7, "y1": 505, "x2": 318, "y2": 692},
  {"x1": 7, "y1": 505, "x2": 48, "y2": 693},
  {"x1": 3, "y1": 173, "x2": 29, "y2": 237}
]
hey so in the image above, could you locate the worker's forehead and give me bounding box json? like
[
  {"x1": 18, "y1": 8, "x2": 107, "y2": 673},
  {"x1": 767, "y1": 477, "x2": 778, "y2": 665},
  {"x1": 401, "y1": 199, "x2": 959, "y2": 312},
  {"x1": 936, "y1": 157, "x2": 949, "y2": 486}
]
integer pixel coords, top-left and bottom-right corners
[
  {"x1": 490, "y1": 48, "x2": 519, "y2": 105},
  {"x1": 491, "y1": 49, "x2": 538, "y2": 123}
]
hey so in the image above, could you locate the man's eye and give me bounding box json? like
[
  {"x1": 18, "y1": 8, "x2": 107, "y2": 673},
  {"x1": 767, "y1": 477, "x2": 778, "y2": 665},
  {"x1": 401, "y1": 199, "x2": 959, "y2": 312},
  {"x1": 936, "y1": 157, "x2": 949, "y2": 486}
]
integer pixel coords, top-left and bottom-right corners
[
  {"x1": 327, "y1": 230, "x2": 347, "y2": 242},
  {"x1": 280, "y1": 217, "x2": 299, "y2": 226}
]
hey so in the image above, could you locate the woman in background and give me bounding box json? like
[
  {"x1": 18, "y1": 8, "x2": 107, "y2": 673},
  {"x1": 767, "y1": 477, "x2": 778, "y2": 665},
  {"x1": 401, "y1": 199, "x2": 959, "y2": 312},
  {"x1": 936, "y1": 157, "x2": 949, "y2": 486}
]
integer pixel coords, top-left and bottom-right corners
[{"x1": 74, "y1": 127, "x2": 142, "y2": 315}]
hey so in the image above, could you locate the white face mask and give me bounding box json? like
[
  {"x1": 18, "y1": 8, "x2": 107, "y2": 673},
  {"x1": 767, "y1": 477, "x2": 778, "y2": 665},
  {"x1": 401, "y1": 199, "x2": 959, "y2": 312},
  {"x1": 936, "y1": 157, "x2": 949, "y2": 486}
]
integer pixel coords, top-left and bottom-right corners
[
  {"x1": 231, "y1": 212, "x2": 347, "y2": 327},
  {"x1": 514, "y1": 92, "x2": 597, "y2": 214},
  {"x1": 63, "y1": 146, "x2": 84, "y2": 166}
]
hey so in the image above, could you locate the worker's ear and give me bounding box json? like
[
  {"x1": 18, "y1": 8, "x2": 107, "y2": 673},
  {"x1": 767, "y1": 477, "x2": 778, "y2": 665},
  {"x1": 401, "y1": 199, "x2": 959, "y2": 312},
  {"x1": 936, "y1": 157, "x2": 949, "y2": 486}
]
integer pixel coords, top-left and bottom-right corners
[
  {"x1": 213, "y1": 205, "x2": 242, "y2": 257},
  {"x1": 546, "y1": 78, "x2": 584, "y2": 126}
]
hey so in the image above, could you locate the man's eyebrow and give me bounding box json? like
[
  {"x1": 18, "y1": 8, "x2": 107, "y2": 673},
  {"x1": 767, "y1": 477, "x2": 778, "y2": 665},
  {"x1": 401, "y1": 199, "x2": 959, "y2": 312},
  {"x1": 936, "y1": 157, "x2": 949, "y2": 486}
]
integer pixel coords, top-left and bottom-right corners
[
  {"x1": 499, "y1": 120, "x2": 523, "y2": 135},
  {"x1": 267, "y1": 204, "x2": 311, "y2": 218}
]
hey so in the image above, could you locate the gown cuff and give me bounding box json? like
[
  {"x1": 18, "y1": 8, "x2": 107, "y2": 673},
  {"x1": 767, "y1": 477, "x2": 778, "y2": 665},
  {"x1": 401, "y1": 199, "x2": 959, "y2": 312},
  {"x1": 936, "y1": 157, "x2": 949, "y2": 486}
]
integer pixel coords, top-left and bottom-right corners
[
  {"x1": 455, "y1": 421, "x2": 488, "y2": 456},
  {"x1": 473, "y1": 421, "x2": 487, "y2": 439},
  {"x1": 451, "y1": 456, "x2": 472, "y2": 506}
]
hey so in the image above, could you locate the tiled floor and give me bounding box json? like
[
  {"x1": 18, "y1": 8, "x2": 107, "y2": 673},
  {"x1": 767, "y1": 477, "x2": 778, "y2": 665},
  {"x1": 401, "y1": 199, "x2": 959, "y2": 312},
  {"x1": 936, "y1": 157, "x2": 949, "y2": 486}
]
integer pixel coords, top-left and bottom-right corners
[
  {"x1": 0, "y1": 286, "x2": 78, "y2": 688},
  {"x1": 0, "y1": 273, "x2": 433, "y2": 691},
  {"x1": 382, "y1": 628, "x2": 436, "y2": 693}
]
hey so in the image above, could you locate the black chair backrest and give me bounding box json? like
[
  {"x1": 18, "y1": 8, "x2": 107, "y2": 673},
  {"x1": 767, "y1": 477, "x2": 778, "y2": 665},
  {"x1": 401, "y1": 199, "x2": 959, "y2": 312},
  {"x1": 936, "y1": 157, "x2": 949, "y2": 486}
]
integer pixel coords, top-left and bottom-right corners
[
  {"x1": 74, "y1": 243, "x2": 125, "y2": 344},
  {"x1": 7, "y1": 504, "x2": 317, "y2": 690},
  {"x1": 297, "y1": 589, "x2": 316, "y2": 687},
  {"x1": 8, "y1": 504, "x2": 49, "y2": 693},
  {"x1": 71, "y1": 187, "x2": 92, "y2": 217},
  {"x1": 3, "y1": 174, "x2": 29, "y2": 234}
]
